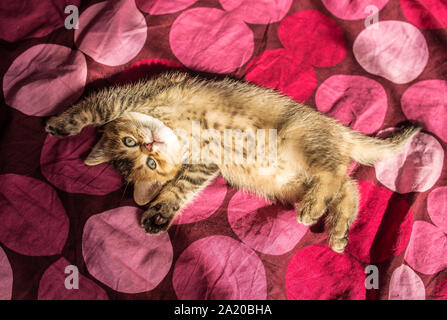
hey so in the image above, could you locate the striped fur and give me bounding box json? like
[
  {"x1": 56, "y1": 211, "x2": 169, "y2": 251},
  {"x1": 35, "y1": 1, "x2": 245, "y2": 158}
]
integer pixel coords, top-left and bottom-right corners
[{"x1": 46, "y1": 72, "x2": 421, "y2": 252}]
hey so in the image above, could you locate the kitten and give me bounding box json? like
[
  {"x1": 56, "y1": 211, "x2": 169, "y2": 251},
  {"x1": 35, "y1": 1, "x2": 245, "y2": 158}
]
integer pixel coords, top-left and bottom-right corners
[{"x1": 45, "y1": 72, "x2": 420, "y2": 253}]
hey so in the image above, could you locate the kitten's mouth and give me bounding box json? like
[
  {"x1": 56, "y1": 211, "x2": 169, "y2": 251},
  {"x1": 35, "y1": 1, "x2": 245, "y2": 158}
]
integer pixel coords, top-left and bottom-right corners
[
  {"x1": 144, "y1": 143, "x2": 153, "y2": 151},
  {"x1": 144, "y1": 137, "x2": 164, "y2": 152}
]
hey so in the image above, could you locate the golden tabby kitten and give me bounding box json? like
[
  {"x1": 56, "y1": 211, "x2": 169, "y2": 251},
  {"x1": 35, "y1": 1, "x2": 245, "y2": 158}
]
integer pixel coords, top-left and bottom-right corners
[{"x1": 45, "y1": 72, "x2": 420, "y2": 253}]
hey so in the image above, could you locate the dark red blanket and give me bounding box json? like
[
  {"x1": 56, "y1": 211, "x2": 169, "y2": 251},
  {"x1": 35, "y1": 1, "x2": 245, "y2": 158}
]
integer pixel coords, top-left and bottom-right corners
[{"x1": 0, "y1": 0, "x2": 446, "y2": 300}]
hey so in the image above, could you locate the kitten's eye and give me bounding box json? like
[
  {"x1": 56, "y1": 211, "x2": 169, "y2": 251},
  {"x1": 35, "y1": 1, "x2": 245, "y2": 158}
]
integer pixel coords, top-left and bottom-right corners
[
  {"x1": 147, "y1": 158, "x2": 157, "y2": 170},
  {"x1": 122, "y1": 137, "x2": 137, "y2": 147}
]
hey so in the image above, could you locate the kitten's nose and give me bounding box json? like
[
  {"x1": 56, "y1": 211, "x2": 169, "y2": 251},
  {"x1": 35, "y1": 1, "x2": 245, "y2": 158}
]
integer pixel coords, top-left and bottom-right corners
[{"x1": 144, "y1": 143, "x2": 153, "y2": 152}]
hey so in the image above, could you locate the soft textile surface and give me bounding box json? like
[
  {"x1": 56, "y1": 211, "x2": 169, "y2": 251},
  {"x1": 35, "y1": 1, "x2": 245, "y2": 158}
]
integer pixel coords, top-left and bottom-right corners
[{"x1": 0, "y1": 0, "x2": 446, "y2": 300}]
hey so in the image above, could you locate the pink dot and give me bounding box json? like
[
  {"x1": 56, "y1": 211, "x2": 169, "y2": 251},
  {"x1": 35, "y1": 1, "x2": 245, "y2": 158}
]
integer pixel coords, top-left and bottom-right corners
[
  {"x1": 75, "y1": 0, "x2": 147, "y2": 66},
  {"x1": 278, "y1": 10, "x2": 346, "y2": 68},
  {"x1": 315, "y1": 75, "x2": 387, "y2": 134},
  {"x1": 3, "y1": 44, "x2": 87, "y2": 116},
  {"x1": 219, "y1": 0, "x2": 292, "y2": 24},
  {"x1": 170, "y1": 8, "x2": 254, "y2": 73},
  {"x1": 404, "y1": 221, "x2": 447, "y2": 275},
  {"x1": 173, "y1": 176, "x2": 227, "y2": 225},
  {"x1": 353, "y1": 21, "x2": 429, "y2": 84},
  {"x1": 172, "y1": 236, "x2": 267, "y2": 299},
  {"x1": 0, "y1": 174, "x2": 69, "y2": 256},
  {"x1": 375, "y1": 132, "x2": 444, "y2": 193},
  {"x1": 82, "y1": 206, "x2": 173, "y2": 293},
  {"x1": 38, "y1": 258, "x2": 109, "y2": 300},
  {"x1": 401, "y1": 80, "x2": 447, "y2": 142},
  {"x1": 136, "y1": 0, "x2": 197, "y2": 14},
  {"x1": 346, "y1": 181, "x2": 413, "y2": 263},
  {"x1": 428, "y1": 187, "x2": 447, "y2": 234},
  {"x1": 227, "y1": 191, "x2": 308, "y2": 255},
  {"x1": 400, "y1": 0, "x2": 447, "y2": 29},
  {"x1": 0, "y1": 247, "x2": 13, "y2": 300},
  {"x1": 388, "y1": 265, "x2": 425, "y2": 300},
  {"x1": 41, "y1": 127, "x2": 123, "y2": 195},
  {"x1": 286, "y1": 245, "x2": 366, "y2": 300},
  {"x1": 245, "y1": 49, "x2": 317, "y2": 102},
  {"x1": 321, "y1": 0, "x2": 389, "y2": 20},
  {"x1": 0, "y1": 0, "x2": 81, "y2": 42}
]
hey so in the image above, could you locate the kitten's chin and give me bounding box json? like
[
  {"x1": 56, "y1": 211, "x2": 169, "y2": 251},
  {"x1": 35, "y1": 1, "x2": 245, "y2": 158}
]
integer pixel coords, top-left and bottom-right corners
[
  {"x1": 151, "y1": 123, "x2": 181, "y2": 164},
  {"x1": 154, "y1": 141, "x2": 182, "y2": 165}
]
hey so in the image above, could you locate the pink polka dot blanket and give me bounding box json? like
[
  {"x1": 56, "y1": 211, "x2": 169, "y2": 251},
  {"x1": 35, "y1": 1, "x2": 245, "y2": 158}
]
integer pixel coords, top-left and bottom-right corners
[{"x1": 0, "y1": 0, "x2": 446, "y2": 300}]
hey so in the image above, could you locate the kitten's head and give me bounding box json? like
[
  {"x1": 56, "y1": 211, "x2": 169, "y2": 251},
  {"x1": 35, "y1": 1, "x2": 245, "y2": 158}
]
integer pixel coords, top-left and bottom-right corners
[{"x1": 85, "y1": 112, "x2": 182, "y2": 205}]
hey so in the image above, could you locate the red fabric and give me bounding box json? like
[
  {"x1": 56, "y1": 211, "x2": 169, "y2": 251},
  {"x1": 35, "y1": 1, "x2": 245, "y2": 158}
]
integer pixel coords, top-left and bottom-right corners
[
  {"x1": 0, "y1": 0, "x2": 446, "y2": 300},
  {"x1": 40, "y1": 127, "x2": 123, "y2": 195},
  {"x1": 0, "y1": 0, "x2": 81, "y2": 42}
]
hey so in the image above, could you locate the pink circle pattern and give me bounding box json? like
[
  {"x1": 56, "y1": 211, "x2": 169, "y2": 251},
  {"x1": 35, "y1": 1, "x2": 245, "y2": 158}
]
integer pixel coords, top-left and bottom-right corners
[
  {"x1": 353, "y1": 21, "x2": 429, "y2": 84},
  {"x1": 404, "y1": 221, "x2": 447, "y2": 275},
  {"x1": 0, "y1": 174, "x2": 69, "y2": 256},
  {"x1": 172, "y1": 176, "x2": 227, "y2": 225},
  {"x1": 375, "y1": 132, "x2": 444, "y2": 194},
  {"x1": 396, "y1": 188, "x2": 447, "y2": 299},
  {"x1": 315, "y1": 75, "x2": 387, "y2": 134},
  {"x1": 401, "y1": 80, "x2": 447, "y2": 142},
  {"x1": 169, "y1": 0, "x2": 292, "y2": 73},
  {"x1": 82, "y1": 206, "x2": 173, "y2": 294},
  {"x1": 38, "y1": 258, "x2": 109, "y2": 300},
  {"x1": 40, "y1": 127, "x2": 123, "y2": 195},
  {"x1": 388, "y1": 265, "x2": 425, "y2": 300},
  {"x1": 218, "y1": 0, "x2": 293, "y2": 24},
  {"x1": 75, "y1": 0, "x2": 147, "y2": 66},
  {"x1": 0, "y1": 247, "x2": 13, "y2": 300},
  {"x1": 136, "y1": 0, "x2": 198, "y2": 15},
  {"x1": 427, "y1": 187, "x2": 447, "y2": 234},
  {"x1": 3, "y1": 44, "x2": 87, "y2": 116},
  {"x1": 227, "y1": 191, "x2": 308, "y2": 255},
  {"x1": 321, "y1": 0, "x2": 389, "y2": 20},
  {"x1": 246, "y1": 10, "x2": 346, "y2": 102},
  {"x1": 401, "y1": 188, "x2": 447, "y2": 278},
  {"x1": 170, "y1": 7, "x2": 254, "y2": 74},
  {"x1": 172, "y1": 236, "x2": 267, "y2": 300}
]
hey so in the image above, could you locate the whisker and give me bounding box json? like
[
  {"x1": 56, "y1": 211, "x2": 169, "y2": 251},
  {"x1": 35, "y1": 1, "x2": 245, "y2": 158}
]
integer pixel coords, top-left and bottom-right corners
[{"x1": 120, "y1": 181, "x2": 130, "y2": 203}]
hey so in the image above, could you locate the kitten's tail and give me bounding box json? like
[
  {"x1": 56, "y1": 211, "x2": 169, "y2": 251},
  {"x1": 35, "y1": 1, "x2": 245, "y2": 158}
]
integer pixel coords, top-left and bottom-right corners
[{"x1": 346, "y1": 124, "x2": 422, "y2": 166}]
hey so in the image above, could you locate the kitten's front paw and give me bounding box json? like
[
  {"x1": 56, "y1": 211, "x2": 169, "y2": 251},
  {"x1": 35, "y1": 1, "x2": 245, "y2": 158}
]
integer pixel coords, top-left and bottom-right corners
[
  {"x1": 45, "y1": 116, "x2": 81, "y2": 137},
  {"x1": 140, "y1": 202, "x2": 179, "y2": 234}
]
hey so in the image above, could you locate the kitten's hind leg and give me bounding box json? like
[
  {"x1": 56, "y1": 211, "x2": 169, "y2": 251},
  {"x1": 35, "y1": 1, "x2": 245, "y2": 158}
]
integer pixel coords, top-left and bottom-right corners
[
  {"x1": 326, "y1": 178, "x2": 359, "y2": 253},
  {"x1": 297, "y1": 172, "x2": 344, "y2": 226}
]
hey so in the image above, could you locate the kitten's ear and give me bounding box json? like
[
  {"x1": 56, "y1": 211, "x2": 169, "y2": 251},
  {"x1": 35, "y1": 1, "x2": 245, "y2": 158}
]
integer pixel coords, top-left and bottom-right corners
[
  {"x1": 85, "y1": 136, "x2": 109, "y2": 166},
  {"x1": 133, "y1": 180, "x2": 162, "y2": 206}
]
